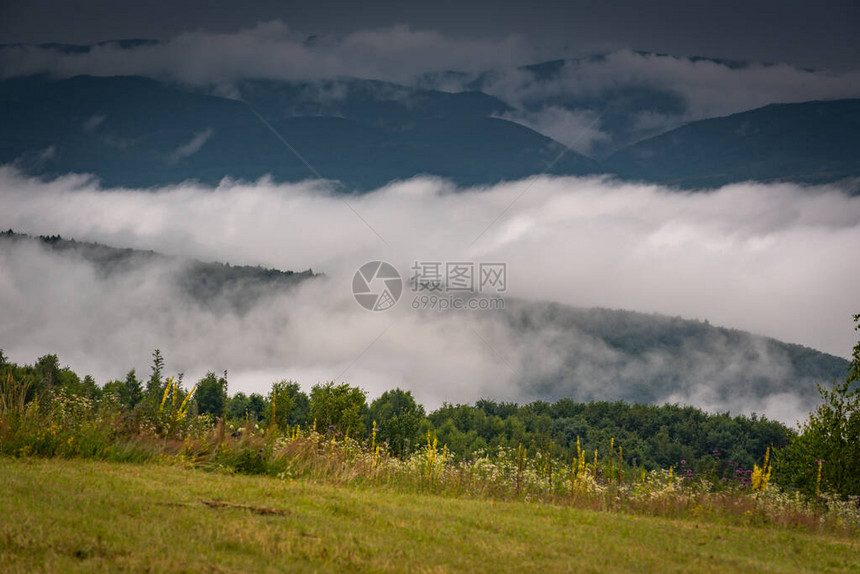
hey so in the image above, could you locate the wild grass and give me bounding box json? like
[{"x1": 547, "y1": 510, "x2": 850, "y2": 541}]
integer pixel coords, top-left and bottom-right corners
[
  {"x1": 167, "y1": 426, "x2": 860, "y2": 536},
  {"x1": 2, "y1": 384, "x2": 859, "y2": 540},
  {"x1": 2, "y1": 457, "x2": 859, "y2": 573}
]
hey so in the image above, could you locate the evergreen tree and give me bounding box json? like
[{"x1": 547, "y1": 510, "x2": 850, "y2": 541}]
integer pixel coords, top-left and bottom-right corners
[
  {"x1": 196, "y1": 371, "x2": 228, "y2": 417},
  {"x1": 145, "y1": 349, "x2": 165, "y2": 402},
  {"x1": 124, "y1": 370, "x2": 143, "y2": 409}
]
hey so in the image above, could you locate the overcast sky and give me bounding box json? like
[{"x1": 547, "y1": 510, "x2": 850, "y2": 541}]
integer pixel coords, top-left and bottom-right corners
[{"x1": 2, "y1": 0, "x2": 859, "y2": 70}]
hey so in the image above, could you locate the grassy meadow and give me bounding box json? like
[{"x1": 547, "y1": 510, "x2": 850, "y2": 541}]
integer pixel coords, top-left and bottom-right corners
[
  {"x1": 2, "y1": 457, "x2": 859, "y2": 573},
  {"x1": 2, "y1": 333, "x2": 860, "y2": 572}
]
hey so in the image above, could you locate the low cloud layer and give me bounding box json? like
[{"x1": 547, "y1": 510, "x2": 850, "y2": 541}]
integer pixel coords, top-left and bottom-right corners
[
  {"x1": 0, "y1": 167, "x2": 858, "y2": 423},
  {"x1": 479, "y1": 50, "x2": 860, "y2": 118},
  {"x1": 473, "y1": 51, "x2": 860, "y2": 154}
]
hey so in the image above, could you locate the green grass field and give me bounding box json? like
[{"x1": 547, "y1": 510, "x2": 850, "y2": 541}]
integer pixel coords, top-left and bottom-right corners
[{"x1": 1, "y1": 458, "x2": 858, "y2": 572}]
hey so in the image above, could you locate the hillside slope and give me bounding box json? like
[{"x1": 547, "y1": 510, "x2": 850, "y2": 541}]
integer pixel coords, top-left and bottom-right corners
[
  {"x1": 0, "y1": 230, "x2": 316, "y2": 312},
  {"x1": 0, "y1": 75, "x2": 600, "y2": 190},
  {"x1": 499, "y1": 301, "x2": 847, "y2": 410},
  {"x1": 606, "y1": 99, "x2": 860, "y2": 189},
  {"x1": 5, "y1": 459, "x2": 857, "y2": 572}
]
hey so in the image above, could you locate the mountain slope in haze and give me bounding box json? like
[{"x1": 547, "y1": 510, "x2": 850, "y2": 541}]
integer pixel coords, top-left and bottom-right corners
[
  {"x1": 234, "y1": 77, "x2": 511, "y2": 124},
  {"x1": 452, "y1": 55, "x2": 690, "y2": 158},
  {"x1": 0, "y1": 74, "x2": 601, "y2": 190},
  {"x1": 0, "y1": 230, "x2": 317, "y2": 312},
  {"x1": 605, "y1": 99, "x2": 860, "y2": 189},
  {"x1": 0, "y1": 231, "x2": 846, "y2": 418},
  {"x1": 421, "y1": 52, "x2": 773, "y2": 158},
  {"x1": 500, "y1": 301, "x2": 847, "y2": 413}
]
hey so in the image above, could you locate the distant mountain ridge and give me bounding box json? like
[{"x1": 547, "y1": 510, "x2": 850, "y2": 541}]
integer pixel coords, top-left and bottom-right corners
[
  {"x1": 605, "y1": 99, "x2": 860, "y2": 188},
  {"x1": 0, "y1": 42, "x2": 858, "y2": 190},
  {"x1": 0, "y1": 74, "x2": 600, "y2": 190},
  {"x1": 0, "y1": 39, "x2": 159, "y2": 53}
]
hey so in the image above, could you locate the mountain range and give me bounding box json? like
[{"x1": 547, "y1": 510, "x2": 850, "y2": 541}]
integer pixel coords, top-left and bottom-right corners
[
  {"x1": 0, "y1": 74, "x2": 599, "y2": 189},
  {"x1": 1, "y1": 44, "x2": 858, "y2": 191}
]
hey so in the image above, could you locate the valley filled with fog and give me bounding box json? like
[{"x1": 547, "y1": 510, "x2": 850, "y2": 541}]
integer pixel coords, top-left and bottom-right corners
[{"x1": 1, "y1": 167, "x2": 857, "y2": 424}]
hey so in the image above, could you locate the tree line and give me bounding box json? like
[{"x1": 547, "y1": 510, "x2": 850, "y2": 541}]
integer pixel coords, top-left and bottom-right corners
[
  {"x1": 2, "y1": 314, "x2": 858, "y2": 496},
  {"x1": 0, "y1": 348, "x2": 791, "y2": 471}
]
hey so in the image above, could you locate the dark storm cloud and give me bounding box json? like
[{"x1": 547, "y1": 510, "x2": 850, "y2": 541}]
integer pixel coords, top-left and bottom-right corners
[{"x1": 1, "y1": 0, "x2": 859, "y2": 71}]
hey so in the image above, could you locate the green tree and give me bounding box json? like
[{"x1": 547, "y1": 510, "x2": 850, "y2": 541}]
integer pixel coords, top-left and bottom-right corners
[
  {"x1": 124, "y1": 370, "x2": 143, "y2": 409},
  {"x1": 777, "y1": 314, "x2": 860, "y2": 496},
  {"x1": 265, "y1": 380, "x2": 309, "y2": 428},
  {"x1": 246, "y1": 393, "x2": 267, "y2": 422},
  {"x1": 266, "y1": 380, "x2": 295, "y2": 430},
  {"x1": 309, "y1": 381, "x2": 367, "y2": 436},
  {"x1": 32, "y1": 354, "x2": 88, "y2": 397},
  {"x1": 286, "y1": 384, "x2": 310, "y2": 427},
  {"x1": 145, "y1": 349, "x2": 165, "y2": 401},
  {"x1": 34, "y1": 354, "x2": 60, "y2": 394},
  {"x1": 225, "y1": 391, "x2": 269, "y2": 424},
  {"x1": 196, "y1": 371, "x2": 228, "y2": 418},
  {"x1": 81, "y1": 375, "x2": 101, "y2": 401},
  {"x1": 104, "y1": 370, "x2": 143, "y2": 410},
  {"x1": 367, "y1": 388, "x2": 426, "y2": 456},
  {"x1": 226, "y1": 392, "x2": 249, "y2": 420}
]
